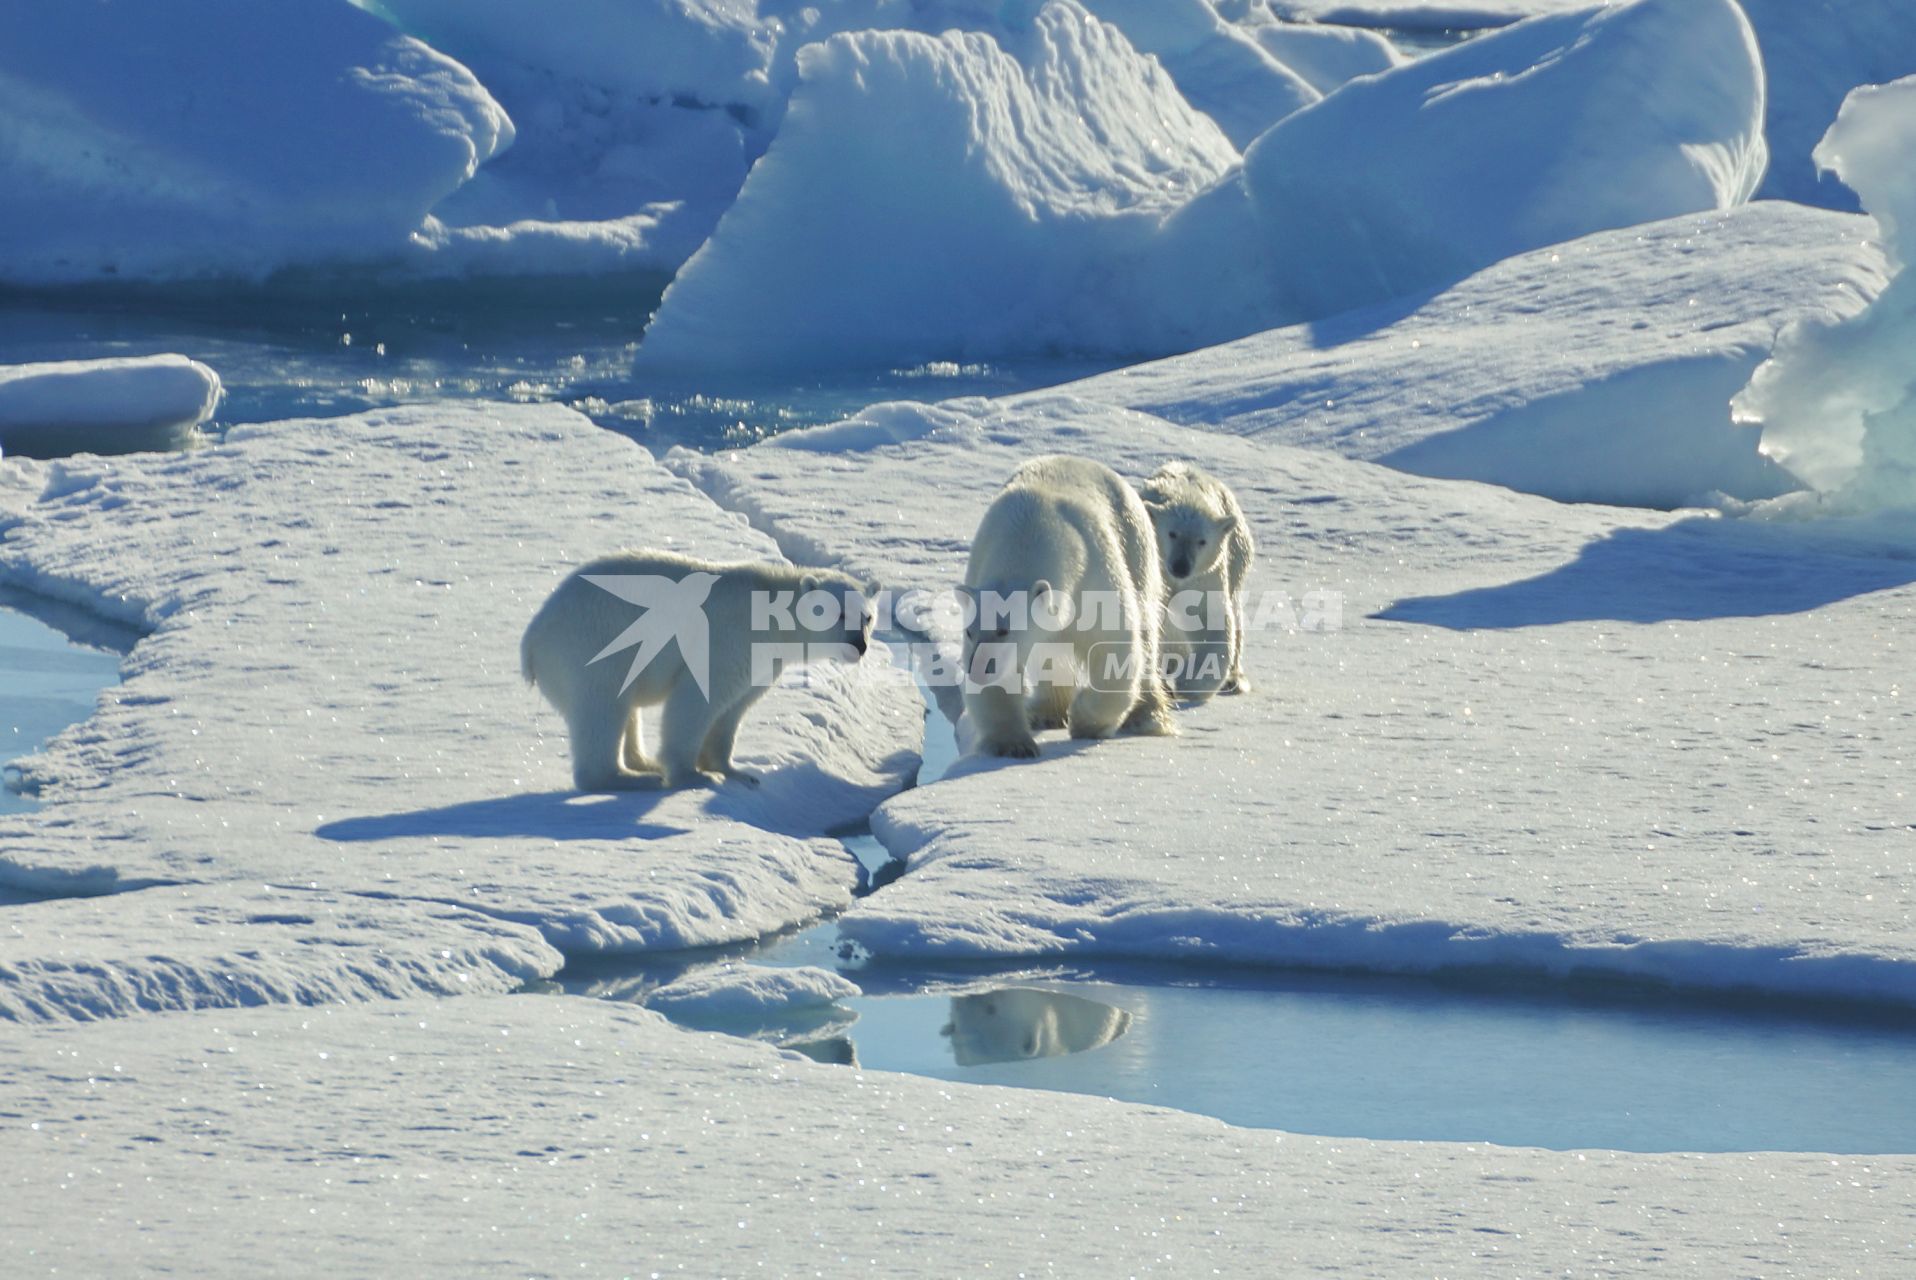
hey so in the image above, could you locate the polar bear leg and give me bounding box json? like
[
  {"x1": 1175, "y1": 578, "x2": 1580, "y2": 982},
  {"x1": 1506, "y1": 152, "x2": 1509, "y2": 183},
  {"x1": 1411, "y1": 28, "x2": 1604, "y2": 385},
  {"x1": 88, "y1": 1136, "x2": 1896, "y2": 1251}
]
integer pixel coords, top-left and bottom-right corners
[
  {"x1": 1029, "y1": 677, "x2": 1074, "y2": 732},
  {"x1": 653, "y1": 680, "x2": 729, "y2": 788},
  {"x1": 1123, "y1": 642, "x2": 1180, "y2": 737},
  {"x1": 621, "y1": 709, "x2": 659, "y2": 774},
  {"x1": 968, "y1": 684, "x2": 1040, "y2": 758},
  {"x1": 1067, "y1": 681, "x2": 1133, "y2": 740},
  {"x1": 567, "y1": 700, "x2": 664, "y2": 792},
  {"x1": 697, "y1": 689, "x2": 767, "y2": 786}
]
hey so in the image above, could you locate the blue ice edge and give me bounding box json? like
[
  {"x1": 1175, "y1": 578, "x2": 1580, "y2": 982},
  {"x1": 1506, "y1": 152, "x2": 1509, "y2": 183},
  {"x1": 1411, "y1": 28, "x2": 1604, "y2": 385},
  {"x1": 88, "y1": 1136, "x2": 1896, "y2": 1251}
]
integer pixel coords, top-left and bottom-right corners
[
  {"x1": 850, "y1": 827, "x2": 1916, "y2": 1013},
  {"x1": 0, "y1": 583, "x2": 160, "y2": 902}
]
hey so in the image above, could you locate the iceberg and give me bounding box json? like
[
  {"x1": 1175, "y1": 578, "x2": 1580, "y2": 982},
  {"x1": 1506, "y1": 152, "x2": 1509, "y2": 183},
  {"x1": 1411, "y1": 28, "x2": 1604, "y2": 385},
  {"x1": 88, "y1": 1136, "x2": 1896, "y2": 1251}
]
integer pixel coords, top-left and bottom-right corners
[
  {"x1": 1733, "y1": 76, "x2": 1916, "y2": 509},
  {"x1": 1238, "y1": 0, "x2": 1769, "y2": 318},
  {"x1": 635, "y1": 0, "x2": 1239, "y2": 372},
  {"x1": 0, "y1": 0, "x2": 510, "y2": 284}
]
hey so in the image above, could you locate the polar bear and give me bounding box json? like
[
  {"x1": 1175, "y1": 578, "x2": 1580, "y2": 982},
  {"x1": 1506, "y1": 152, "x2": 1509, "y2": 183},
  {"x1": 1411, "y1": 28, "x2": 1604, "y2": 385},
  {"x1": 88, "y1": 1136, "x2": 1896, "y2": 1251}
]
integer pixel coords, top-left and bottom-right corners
[
  {"x1": 941, "y1": 988, "x2": 1132, "y2": 1065},
  {"x1": 961, "y1": 455, "x2": 1177, "y2": 758},
  {"x1": 1139, "y1": 461, "x2": 1254, "y2": 701},
  {"x1": 521, "y1": 550, "x2": 876, "y2": 791}
]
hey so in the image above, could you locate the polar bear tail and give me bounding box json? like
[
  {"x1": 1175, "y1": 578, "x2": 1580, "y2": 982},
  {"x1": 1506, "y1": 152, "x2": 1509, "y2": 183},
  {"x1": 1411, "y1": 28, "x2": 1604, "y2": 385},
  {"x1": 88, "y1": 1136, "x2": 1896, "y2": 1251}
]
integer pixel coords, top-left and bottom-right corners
[{"x1": 519, "y1": 625, "x2": 538, "y2": 688}]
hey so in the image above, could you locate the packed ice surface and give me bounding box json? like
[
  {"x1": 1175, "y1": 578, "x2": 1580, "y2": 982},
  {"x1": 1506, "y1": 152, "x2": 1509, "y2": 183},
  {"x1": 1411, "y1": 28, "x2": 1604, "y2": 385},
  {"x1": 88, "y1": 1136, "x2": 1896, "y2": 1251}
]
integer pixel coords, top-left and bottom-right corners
[
  {"x1": 0, "y1": 356, "x2": 221, "y2": 457},
  {"x1": 0, "y1": 0, "x2": 510, "y2": 284},
  {"x1": 1734, "y1": 76, "x2": 1916, "y2": 509},
  {"x1": 676, "y1": 394, "x2": 1916, "y2": 1003},
  {"x1": 636, "y1": 0, "x2": 1238, "y2": 372},
  {"x1": 1235, "y1": 0, "x2": 1768, "y2": 319},
  {"x1": 3, "y1": 996, "x2": 1911, "y2": 1276},
  {"x1": 0, "y1": 404, "x2": 920, "y2": 960},
  {"x1": 639, "y1": 0, "x2": 1773, "y2": 369},
  {"x1": 1070, "y1": 203, "x2": 1885, "y2": 508},
  {"x1": 0, "y1": 884, "x2": 561, "y2": 1023}
]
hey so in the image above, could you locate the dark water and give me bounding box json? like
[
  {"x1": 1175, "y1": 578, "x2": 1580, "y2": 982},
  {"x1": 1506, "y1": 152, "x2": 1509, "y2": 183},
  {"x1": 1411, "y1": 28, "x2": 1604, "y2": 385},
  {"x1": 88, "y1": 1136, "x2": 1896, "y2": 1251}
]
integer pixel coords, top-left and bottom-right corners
[
  {"x1": 0, "y1": 599, "x2": 128, "y2": 817},
  {"x1": 0, "y1": 287, "x2": 1112, "y2": 454},
  {"x1": 560, "y1": 928, "x2": 1916, "y2": 1154}
]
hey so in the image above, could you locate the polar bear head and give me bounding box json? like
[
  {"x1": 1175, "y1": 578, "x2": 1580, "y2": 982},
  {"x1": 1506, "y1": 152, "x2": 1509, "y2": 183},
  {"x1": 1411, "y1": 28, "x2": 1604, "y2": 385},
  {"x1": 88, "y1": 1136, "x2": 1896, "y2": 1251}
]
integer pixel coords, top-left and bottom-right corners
[
  {"x1": 792, "y1": 571, "x2": 879, "y2": 661},
  {"x1": 1144, "y1": 500, "x2": 1233, "y2": 584}
]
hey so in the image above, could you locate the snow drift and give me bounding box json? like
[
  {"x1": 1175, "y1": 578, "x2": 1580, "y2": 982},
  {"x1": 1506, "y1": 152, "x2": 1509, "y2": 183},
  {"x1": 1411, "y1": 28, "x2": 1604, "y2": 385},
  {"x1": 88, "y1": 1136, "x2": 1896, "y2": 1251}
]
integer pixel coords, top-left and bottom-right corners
[
  {"x1": 1734, "y1": 76, "x2": 1916, "y2": 509},
  {"x1": 0, "y1": 0, "x2": 511, "y2": 284}
]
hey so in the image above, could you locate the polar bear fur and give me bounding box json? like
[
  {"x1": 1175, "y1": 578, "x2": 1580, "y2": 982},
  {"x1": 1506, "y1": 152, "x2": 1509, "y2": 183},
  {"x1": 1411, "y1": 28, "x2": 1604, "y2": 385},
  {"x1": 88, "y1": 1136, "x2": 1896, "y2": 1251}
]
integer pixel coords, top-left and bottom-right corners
[
  {"x1": 961, "y1": 455, "x2": 1177, "y2": 758},
  {"x1": 522, "y1": 549, "x2": 875, "y2": 791},
  {"x1": 1139, "y1": 460, "x2": 1254, "y2": 701},
  {"x1": 942, "y1": 988, "x2": 1133, "y2": 1066}
]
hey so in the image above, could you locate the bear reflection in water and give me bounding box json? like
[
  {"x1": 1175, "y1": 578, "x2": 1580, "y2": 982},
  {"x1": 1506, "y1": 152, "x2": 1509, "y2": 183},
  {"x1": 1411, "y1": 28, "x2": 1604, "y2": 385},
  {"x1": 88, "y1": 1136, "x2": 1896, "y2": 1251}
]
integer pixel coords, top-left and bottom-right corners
[{"x1": 941, "y1": 988, "x2": 1132, "y2": 1066}]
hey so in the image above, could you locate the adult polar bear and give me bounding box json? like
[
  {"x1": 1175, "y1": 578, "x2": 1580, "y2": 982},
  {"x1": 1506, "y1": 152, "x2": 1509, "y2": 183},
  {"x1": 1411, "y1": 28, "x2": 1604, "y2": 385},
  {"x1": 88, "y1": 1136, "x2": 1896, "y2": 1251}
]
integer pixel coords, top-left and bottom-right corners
[
  {"x1": 962, "y1": 455, "x2": 1177, "y2": 758},
  {"x1": 522, "y1": 550, "x2": 875, "y2": 791}
]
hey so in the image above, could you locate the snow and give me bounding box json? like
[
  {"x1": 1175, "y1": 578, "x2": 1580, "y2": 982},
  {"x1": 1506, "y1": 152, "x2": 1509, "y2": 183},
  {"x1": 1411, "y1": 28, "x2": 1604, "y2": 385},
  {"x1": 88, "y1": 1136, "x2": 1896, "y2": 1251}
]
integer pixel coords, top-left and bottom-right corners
[
  {"x1": 634, "y1": 0, "x2": 1240, "y2": 372},
  {"x1": 0, "y1": 403, "x2": 920, "y2": 951},
  {"x1": 0, "y1": 884, "x2": 560, "y2": 1023},
  {"x1": 360, "y1": 0, "x2": 776, "y2": 119},
  {"x1": 1078, "y1": 0, "x2": 1321, "y2": 147},
  {"x1": 2, "y1": 995, "x2": 1911, "y2": 1276},
  {"x1": 1067, "y1": 202, "x2": 1885, "y2": 508},
  {"x1": 0, "y1": 356, "x2": 222, "y2": 458},
  {"x1": 1238, "y1": 14, "x2": 1404, "y2": 95},
  {"x1": 0, "y1": 0, "x2": 511, "y2": 284},
  {"x1": 1236, "y1": 0, "x2": 1769, "y2": 320},
  {"x1": 676, "y1": 392, "x2": 1916, "y2": 1004},
  {"x1": 1734, "y1": 76, "x2": 1916, "y2": 510}
]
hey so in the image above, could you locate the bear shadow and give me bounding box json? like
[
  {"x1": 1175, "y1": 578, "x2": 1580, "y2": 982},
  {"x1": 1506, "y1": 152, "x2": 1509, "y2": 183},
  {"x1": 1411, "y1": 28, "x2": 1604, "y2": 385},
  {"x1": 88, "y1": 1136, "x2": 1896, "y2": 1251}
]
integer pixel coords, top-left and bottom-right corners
[
  {"x1": 316, "y1": 790, "x2": 690, "y2": 844},
  {"x1": 1377, "y1": 515, "x2": 1916, "y2": 629}
]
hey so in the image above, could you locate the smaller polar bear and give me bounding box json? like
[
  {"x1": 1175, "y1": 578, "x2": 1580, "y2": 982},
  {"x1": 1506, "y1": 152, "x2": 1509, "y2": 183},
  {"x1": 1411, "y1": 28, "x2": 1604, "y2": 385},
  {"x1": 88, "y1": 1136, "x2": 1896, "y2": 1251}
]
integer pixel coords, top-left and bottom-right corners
[
  {"x1": 521, "y1": 550, "x2": 875, "y2": 791},
  {"x1": 1139, "y1": 460, "x2": 1254, "y2": 701},
  {"x1": 962, "y1": 454, "x2": 1177, "y2": 758}
]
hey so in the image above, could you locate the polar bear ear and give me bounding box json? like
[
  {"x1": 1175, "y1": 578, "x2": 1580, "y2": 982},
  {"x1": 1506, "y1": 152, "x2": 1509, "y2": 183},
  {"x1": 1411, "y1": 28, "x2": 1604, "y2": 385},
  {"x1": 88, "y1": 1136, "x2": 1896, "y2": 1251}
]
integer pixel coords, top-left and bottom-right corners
[
  {"x1": 1031, "y1": 579, "x2": 1052, "y2": 601},
  {"x1": 799, "y1": 573, "x2": 820, "y2": 593},
  {"x1": 863, "y1": 579, "x2": 882, "y2": 600}
]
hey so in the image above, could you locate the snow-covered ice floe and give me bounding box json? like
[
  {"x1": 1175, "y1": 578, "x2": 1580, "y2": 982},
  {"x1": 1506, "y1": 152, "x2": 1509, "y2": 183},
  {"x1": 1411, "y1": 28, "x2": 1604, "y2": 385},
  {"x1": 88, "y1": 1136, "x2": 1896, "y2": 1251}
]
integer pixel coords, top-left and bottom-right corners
[
  {"x1": 1068, "y1": 202, "x2": 1888, "y2": 508},
  {"x1": 0, "y1": 884, "x2": 560, "y2": 1024},
  {"x1": 0, "y1": 404, "x2": 920, "y2": 984},
  {"x1": 0, "y1": 356, "x2": 222, "y2": 458},
  {"x1": 2, "y1": 995, "x2": 1910, "y2": 1275},
  {"x1": 1735, "y1": 75, "x2": 1916, "y2": 512},
  {"x1": 675, "y1": 392, "x2": 1916, "y2": 1005}
]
